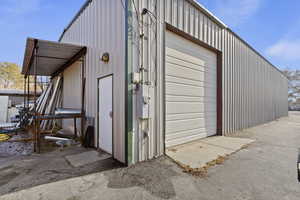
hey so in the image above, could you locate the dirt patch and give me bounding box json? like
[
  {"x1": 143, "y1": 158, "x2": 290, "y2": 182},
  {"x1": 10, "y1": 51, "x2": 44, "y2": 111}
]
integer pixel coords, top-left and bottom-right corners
[
  {"x1": 169, "y1": 148, "x2": 177, "y2": 153},
  {"x1": 105, "y1": 157, "x2": 179, "y2": 199},
  {"x1": 175, "y1": 155, "x2": 229, "y2": 178}
]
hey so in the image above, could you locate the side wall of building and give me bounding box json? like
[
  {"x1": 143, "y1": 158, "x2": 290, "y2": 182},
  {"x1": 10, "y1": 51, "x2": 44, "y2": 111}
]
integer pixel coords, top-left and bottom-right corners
[
  {"x1": 128, "y1": 0, "x2": 288, "y2": 163},
  {"x1": 60, "y1": 0, "x2": 126, "y2": 163},
  {"x1": 62, "y1": 61, "x2": 82, "y2": 135}
]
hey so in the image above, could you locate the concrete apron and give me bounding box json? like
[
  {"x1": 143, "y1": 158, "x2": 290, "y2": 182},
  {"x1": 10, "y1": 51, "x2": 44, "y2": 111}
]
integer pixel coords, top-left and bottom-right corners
[{"x1": 166, "y1": 136, "x2": 255, "y2": 169}]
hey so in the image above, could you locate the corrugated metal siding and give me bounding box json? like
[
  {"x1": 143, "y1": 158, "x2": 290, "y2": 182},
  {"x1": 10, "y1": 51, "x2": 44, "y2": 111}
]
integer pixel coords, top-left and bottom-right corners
[
  {"x1": 60, "y1": 0, "x2": 126, "y2": 163},
  {"x1": 222, "y1": 30, "x2": 288, "y2": 134},
  {"x1": 62, "y1": 61, "x2": 82, "y2": 134},
  {"x1": 129, "y1": 0, "x2": 288, "y2": 163},
  {"x1": 128, "y1": 0, "x2": 165, "y2": 163}
]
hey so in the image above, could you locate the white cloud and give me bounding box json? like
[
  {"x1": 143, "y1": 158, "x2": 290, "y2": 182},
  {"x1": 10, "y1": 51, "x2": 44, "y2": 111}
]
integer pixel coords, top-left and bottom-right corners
[
  {"x1": 266, "y1": 40, "x2": 300, "y2": 61},
  {"x1": 214, "y1": 0, "x2": 262, "y2": 26},
  {"x1": 266, "y1": 18, "x2": 300, "y2": 61}
]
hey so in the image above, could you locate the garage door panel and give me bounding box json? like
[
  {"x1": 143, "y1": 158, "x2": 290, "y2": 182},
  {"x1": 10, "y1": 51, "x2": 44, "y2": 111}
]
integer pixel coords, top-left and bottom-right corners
[
  {"x1": 166, "y1": 55, "x2": 217, "y2": 75},
  {"x1": 166, "y1": 118, "x2": 216, "y2": 134},
  {"x1": 166, "y1": 53, "x2": 217, "y2": 72},
  {"x1": 166, "y1": 127, "x2": 215, "y2": 140},
  {"x1": 166, "y1": 128, "x2": 214, "y2": 141},
  {"x1": 166, "y1": 102, "x2": 216, "y2": 114},
  {"x1": 166, "y1": 75, "x2": 216, "y2": 89},
  {"x1": 165, "y1": 30, "x2": 217, "y2": 147},
  {"x1": 166, "y1": 95, "x2": 216, "y2": 103},
  {"x1": 166, "y1": 47, "x2": 206, "y2": 67},
  {"x1": 166, "y1": 62, "x2": 216, "y2": 83},
  {"x1": 166, "y1": 133, "x2": 213, "y2": 147},
  {"x1": 166, "y1": 112, "x2": 216, "y2": 121},
  {"x1": 166, "y1": 39, "x2": 217, "y2": 63},
  {"x1": 166, "y1": 83, "x2": 216, "y2": 98}
]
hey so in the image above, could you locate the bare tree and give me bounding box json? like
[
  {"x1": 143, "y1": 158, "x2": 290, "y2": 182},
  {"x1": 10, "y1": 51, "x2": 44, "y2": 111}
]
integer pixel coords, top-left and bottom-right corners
[
  {"x1": 282, "y1": 69, "x2": 300, "y2": 109},
  {"x1": 0, "y1": 62, "x2": 24, "y2": 89}
]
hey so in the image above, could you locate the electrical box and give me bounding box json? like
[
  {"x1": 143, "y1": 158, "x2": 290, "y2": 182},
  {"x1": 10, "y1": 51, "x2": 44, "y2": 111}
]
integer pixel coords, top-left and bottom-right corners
[{"x1": 136, "y1": 85, "x2": 150, "y2": 120}]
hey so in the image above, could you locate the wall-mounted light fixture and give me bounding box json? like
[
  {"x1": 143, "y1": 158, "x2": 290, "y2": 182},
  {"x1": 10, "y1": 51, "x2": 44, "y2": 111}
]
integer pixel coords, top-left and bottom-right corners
[{"x1": 101, "y1": 52, "x2": 110, "y2": 63}]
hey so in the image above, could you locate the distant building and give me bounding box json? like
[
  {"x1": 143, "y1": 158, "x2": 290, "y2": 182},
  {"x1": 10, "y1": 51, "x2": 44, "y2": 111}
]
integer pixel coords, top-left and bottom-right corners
[
  {"x1": 289, "y1": 98, "x2": 300, "y2": 111},
  {"x1": 0, "y1": 89, "x2": 41, "y2": 122}
]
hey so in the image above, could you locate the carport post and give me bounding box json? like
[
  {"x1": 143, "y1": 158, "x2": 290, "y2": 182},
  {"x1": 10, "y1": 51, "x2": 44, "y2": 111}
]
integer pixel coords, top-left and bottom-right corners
[
  {"x1": 81, "y1": 55, "x2": 86, "y2": 140},
  {"x1": 24, "y1": 77, "x2": 26, "y2": 107},
  {"x1": 74, "y1": 118, "x2": 77, "y2": 139},
  {"x1": 27, "y1": 76, "x2": 29, "y2": 109},
  {"x1": 33, "y1": 45, "x2": 39, "y2": 153}
]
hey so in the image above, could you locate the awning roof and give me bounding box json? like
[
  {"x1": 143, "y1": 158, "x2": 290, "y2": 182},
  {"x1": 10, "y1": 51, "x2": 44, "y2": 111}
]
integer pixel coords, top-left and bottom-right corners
[{"x1": 22, "y1": 38, "x2": 86, "y2": 77}]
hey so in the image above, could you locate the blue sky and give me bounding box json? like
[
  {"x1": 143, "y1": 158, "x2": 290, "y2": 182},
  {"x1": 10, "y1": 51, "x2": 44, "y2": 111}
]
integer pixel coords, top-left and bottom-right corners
[
  {"x1": 0, "y1": 0, "x2": 299, "y2": 70},
  {"x1": 199, "y1": 0, "x2": 300, "y2": 70}
]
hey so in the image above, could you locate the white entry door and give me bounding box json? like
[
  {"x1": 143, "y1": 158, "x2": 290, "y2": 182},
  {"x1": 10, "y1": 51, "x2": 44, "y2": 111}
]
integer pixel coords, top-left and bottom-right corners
[{"x1": 98, "y1": 76, "x2": 113, "y2": 154}]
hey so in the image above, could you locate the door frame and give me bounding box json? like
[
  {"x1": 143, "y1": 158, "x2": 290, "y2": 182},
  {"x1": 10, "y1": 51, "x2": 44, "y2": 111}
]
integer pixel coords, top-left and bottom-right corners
[
  {"x1": 163, "y1": 23, "x2": 223, "y2": 151},
  {"x1": 97, "y1": 74, "x2": 114, "y2": 156}
]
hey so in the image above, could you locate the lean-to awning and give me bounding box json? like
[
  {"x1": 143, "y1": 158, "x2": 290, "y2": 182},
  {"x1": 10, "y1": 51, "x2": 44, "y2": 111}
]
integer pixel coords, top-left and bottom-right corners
[{"x1": 22, "y1": 38, "x2": 87, "y2": 77}]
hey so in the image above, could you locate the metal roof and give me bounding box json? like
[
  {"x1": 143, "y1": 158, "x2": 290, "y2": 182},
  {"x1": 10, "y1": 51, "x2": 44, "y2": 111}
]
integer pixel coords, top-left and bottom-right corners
[
  {"x1": 59, "y1": 0, "x2": 92, "y2": 42},
  {"x1": 58, "y1": 0, "x2": 227, "y2": 41},
  {"x1": 57, "y1": 0, "x2": 285, "y2": 78},
  {"x1": 186, "y1": 0, "x2": 227, "y2": 28},
  {"x1": 22, "y1": 38, "x2": 86, "y2": 76}
]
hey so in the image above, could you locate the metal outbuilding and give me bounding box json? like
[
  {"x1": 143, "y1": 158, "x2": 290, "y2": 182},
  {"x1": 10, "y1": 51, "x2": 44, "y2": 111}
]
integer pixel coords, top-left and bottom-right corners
[{"x1": 22, "y1": 0, "x2": 288, "y2": 165}]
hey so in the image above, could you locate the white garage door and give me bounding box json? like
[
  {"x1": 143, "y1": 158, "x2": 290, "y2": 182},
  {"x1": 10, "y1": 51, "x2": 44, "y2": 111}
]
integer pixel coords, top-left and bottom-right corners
[{"x1": 165, "y1": 31, "x2": 217, "y2": 147}]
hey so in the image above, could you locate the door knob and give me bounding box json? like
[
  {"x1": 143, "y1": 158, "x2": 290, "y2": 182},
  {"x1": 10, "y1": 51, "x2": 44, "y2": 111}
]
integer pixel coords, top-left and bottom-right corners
[{"x1": 109, "y1": 111, "x2": 113, "y2": 118}]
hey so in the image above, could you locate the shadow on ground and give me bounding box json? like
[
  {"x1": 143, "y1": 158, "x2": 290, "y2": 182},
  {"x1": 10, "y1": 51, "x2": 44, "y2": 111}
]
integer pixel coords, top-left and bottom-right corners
[
  {"x1": 105, "y1": 157, "x2": 179, "y2": 199},
  {"x1": 0, "y1": 146, "x2": 123, "y2": 196}
]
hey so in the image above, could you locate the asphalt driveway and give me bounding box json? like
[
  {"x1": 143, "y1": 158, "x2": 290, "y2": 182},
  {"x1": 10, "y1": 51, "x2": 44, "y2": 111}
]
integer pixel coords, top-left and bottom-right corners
[{"x1": 1, "y1": 112, "x2": 300, "y2": 200}]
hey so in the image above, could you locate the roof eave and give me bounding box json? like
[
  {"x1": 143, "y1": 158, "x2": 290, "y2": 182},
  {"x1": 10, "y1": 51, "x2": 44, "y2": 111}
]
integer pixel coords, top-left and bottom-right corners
[
  {"x1": 21, "y1": 38, "x2": 37, "y2": 76},
  {"x1": 188, "y1": 0, "x2": 228, "y2": 28}
]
